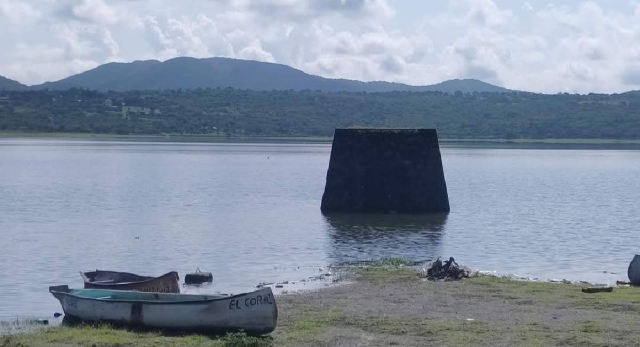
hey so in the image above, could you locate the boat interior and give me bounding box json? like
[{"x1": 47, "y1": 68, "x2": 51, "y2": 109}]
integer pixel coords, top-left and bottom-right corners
[
  {"x1": 83, "y1": 271, "x2": 154, "y2": 284},
  {"x1": 69, "y1": 288, "x2": 230, "y2": 302}
]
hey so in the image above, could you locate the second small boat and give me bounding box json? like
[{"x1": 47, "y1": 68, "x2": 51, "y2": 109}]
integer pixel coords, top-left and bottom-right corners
[{"x1": 81, "y1": 270, "x2": 180, "y2": 293}]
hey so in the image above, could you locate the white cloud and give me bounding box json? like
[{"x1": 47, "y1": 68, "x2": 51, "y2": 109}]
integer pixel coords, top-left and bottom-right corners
[
  {"x1": 297, "y1": 23, "x2": 434, "y2": 82},
  {"x1": 213, "y1": 0, "x2": 394, "y2": 20},
  {"x1": 1, "y1": 0, "x2": 640, "y2": 94},
  {"x1": 4, "y1": 43, "x2": 101, "y2": 83},
  {"x1": 0, "y1": 0, "x2": 41, "y2": 24},
  {"x1": 58, "y1": 0, "x2": 120, "y2": 25},
  {"x1": 238, "y1": 39, "x2": 276, "y2": 63},
  {"x1": 432, "y1": 0, "x2": 515, "y2": 28}
]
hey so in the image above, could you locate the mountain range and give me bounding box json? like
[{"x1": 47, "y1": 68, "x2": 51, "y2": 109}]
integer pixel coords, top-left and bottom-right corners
[
  {"x1": 0, "y1": 57, "x2": 513, "y2": 94},
  {"x1": 0, "y1": 76, "x2": 28, "y2": 91}
]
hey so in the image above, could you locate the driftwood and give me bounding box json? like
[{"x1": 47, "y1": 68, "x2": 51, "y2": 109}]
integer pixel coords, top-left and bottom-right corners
[
  {"x1": 418, "y1": 257, "x2": 472, "y2": 281},
  {"x1": 582, "y1": 287, "x2": 613, "y2": 294}
]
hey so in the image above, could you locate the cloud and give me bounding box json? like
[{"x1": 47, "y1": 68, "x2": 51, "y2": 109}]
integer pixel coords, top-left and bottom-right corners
[
  {"x1": 4, "y1": 43, "x2": 100, "y2": 84},
  {"x1": 57, "y1": 0, "x2": 119, "y2": 25},
  {"x1": 50, "y1": 22, "x2": 121, "y2": 61},
  {"x1": 238, "y1": 39, "x2": 276, "y2": 62},
  {"x1": 0, "y1": 0, "x2": 41, "y2": 24},
  {"x1": 141, "y1": 13, "x2": 262, "y2": 61},
  {"x1": 297, "y1": 24, "x2": 434, "y2": 82},
  {"x1": 432, "y1": 0, "x2": 515, "y2": 28},
  {"x1": 622, "y1": 64, "x2": 640, "y2": 86},
  {"x1": 213, "y1": 0, "x2": 394, "y2": 20},
  {"x1": 2, "y1": 0, "x2": 640, "y2": 94}
]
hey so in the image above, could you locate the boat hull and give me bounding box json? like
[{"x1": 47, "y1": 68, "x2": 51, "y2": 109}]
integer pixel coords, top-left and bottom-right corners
[
  {"x1": 628, "y1": 255, "x2": 640, "y2": 285},
  {"x1": 81, "y1": 270, "x2": 180, "y2": 293},
  {"x1": 49, "y1": 286, "x2": 278, "y2": 335}
]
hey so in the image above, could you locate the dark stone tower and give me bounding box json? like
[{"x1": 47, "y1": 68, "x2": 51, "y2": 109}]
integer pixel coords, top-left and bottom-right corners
[{"x1": 320, "y1": 128, "x2": 450, "y2": 214}]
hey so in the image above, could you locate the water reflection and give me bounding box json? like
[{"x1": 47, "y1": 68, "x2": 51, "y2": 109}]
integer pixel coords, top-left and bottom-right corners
[{"x1": 323, "y1": 213, "x2": 448, "y2": 264}]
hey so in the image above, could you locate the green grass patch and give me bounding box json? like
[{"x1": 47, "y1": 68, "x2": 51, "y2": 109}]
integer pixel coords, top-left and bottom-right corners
[
  {"x1": 375, "y1": 257, "x2": 415, "y2": 267},
  {"x1": 467, "y1": 275, "x2": 640, "y2": 312},
  {"x1": 341, "y1": 316, "x2": 495, "y2": 337},
  {"x1": 513, "y1": 323, "x2": 555, "y2": 347},
  {"x1": 9, "y1": 325, "x2": 273, "y2": 347},
  {"x1": 580, "y1": 321, "x2": 603, "y2": 333},
  {"x1": 354, "y1": 266, "x2": 417, "y2": 283},
  {"x1": 275, "y1": 309, "x2": 344, "y2": 343}
]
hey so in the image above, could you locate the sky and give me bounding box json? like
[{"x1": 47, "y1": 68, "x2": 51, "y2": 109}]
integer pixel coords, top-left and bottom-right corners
[{"x1": 1, "y1": 0, "x2": 640, "y2": 94}]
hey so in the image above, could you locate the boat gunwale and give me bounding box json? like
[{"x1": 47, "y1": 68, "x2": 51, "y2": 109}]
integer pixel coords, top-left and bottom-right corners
[{"x1": 50, "y1": 286, "x2": 275, "y2": 306}]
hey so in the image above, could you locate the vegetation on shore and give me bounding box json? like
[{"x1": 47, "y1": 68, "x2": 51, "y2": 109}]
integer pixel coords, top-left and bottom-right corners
[
  {"x1": 2, "y1": 88, "x2": 640, "y2": 141},
  {"x1": 5, "y1": 261, "x2": 640, "y2": 347},
  {"x1": 1, "y1": 330, "x2": 271, "y2": 347},
  {"x1": 4, "y1": 131, "x2": 640, "y2": 147}
]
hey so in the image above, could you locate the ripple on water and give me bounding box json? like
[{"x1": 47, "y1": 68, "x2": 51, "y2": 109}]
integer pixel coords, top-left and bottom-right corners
[{"x1": 1, "y1": 140, "x2": 640, "y2": 317}]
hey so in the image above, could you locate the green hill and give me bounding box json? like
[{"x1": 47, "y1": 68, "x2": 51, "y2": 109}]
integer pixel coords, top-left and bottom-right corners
[
  {"x1": 30, "y1": 57, "x2": 512, "y2": 93},
  {"x1": 0, "y1": 76, "x2": 27, "y2": 91}
]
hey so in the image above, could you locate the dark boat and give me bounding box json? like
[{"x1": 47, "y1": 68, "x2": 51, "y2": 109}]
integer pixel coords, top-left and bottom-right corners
[
  {"x1": 628, "y1": 255, "x2": 640, "y2": 286},
  {"x1": 80, "y1": 270, "x2": 180, "y2": 293}
]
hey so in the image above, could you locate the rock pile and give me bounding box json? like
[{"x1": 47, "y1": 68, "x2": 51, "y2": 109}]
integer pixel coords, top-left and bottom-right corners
[{"x1": 419, "y1": 257, "x2": 473, "y2": 281}]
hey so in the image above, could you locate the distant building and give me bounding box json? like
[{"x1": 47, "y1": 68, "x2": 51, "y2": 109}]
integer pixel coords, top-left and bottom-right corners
[
  {"x1": 122, "y1": 106, "x2": 161, "y2": 119},
  {"x1": 123, "y1": 106, "x2": 152, "y2": 114}
]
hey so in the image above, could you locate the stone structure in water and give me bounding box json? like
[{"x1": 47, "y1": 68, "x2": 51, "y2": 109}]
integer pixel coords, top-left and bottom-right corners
[{"x1": 320, "y1": 128, "x2": 450, "y2": 214}]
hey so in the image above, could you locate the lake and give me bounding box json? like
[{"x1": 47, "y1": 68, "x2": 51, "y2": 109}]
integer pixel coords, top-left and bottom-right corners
[{"x1": 1, "y1": 138, "x2": 640, "y2": 318}]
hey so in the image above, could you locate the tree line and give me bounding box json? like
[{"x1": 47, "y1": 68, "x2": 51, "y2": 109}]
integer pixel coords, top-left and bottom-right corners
[{"x1": 1, "y1": 88, "x2": 639, "y2": 139}]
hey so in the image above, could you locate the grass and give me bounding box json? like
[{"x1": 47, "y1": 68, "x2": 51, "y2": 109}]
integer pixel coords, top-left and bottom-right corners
[
  {"x1": 354, "y1": 266, "x2": 417, "y2": 283},
  {"x1": 466, "y1": 275, "x2": 640, "y2": 311},
  {"x1": 3, "y1": 326, "x2": 273, "y2": 347},
  {"x1": 375, "y1": 257, "x2": 415, "y2": 267},
  {"x1": 7, "y1": 268, "x2": 640, "y2": 346},
  {"x1": 276, "y1": 309, "x2": 344, "y2": 344}
]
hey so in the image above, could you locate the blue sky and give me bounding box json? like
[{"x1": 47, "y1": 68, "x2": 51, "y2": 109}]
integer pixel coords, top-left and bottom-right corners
[{"x1": 1, "y1": 0, "x2": 639, "y2": 94}]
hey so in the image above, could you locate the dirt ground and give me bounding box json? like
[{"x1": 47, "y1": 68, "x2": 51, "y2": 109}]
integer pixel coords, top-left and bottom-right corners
[{"x1": 274, "y1": 267, "x2": 640, "y2": 347}]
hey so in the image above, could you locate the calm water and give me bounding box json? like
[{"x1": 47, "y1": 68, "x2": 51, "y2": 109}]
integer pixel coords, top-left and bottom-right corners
[{"x1": 1, "y1": 139, "x2": 640, "y2": 318}]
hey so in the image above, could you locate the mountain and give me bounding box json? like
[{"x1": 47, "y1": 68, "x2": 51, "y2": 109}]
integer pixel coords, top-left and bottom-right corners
[
  {"x1": 0, "y1": 76, "x2": 28, "y2": 91},
  {"x1": 30, "y1": 57, "x2": 512, "y2": 94}
]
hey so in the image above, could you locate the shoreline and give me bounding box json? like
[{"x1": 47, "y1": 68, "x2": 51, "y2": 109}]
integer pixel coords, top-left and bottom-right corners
[
  {"x1": 4, "y1": 264, "x2": 640, "y2": 346},
  {"x1": 2, "y1": 131, "x2": 640, "y2": 146}
]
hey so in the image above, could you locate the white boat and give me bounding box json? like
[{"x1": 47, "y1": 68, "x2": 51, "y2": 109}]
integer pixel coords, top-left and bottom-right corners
[
  {"x1": 628, "y1": 254, "x2": 640, "y2": 286},
  {"x1": 49, "y1": 285, "x2": 278, "y2": 335}
]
